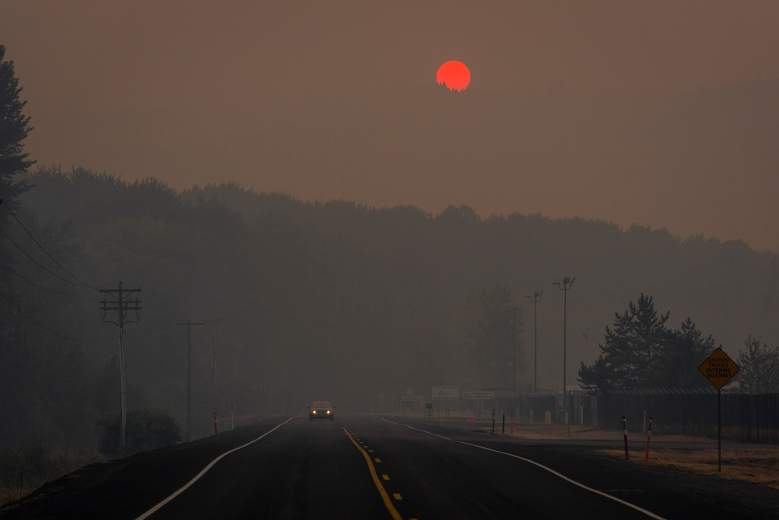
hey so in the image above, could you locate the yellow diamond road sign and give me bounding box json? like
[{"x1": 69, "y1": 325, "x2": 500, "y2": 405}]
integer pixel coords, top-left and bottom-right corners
[{"x1": 698, "y1": 347, "x2": 739, "y2": 389}]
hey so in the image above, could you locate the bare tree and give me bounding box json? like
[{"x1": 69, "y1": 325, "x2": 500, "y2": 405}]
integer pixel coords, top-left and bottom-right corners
[{"x1": 738, "y1": 335, "x2": 779, "y2": 394}]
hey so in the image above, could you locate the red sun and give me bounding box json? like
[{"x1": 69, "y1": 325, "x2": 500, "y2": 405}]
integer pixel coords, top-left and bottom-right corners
[{"x1": 436, "y1": 60, "x2": 471, "y2": 92}]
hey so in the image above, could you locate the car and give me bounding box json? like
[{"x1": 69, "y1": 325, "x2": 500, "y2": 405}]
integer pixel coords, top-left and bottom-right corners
[{"x1": 309, "y1": 400, "x2": 334, "y2": 420}]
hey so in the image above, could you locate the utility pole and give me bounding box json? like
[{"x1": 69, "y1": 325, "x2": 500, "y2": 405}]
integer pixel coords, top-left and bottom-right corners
[
  {"x1": 177, "y1": 319, "x2": 206, "y2": 442},
  {"x1": 553, "y1": 276, "x2": 575, "y2": 435},
  {"x1": 525, "y1": 290, "x2": 542, "y2": 393},
  {"x1": 511, "y1": 305, "x2": 519, "y2": 398},
  {"x1": 100, "y1": 281, "x2": 142, "y2": 451},
  {"x1": 209, "y1": 324, "x2": 221, "y2": 436}
]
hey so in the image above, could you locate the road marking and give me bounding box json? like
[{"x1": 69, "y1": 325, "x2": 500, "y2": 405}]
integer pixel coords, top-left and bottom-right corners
[
  {"x1": 382, "y1": 473, "x2": 390, "y2": 481},
  {"x1": 393, "y1": 492, "x2": 403, "y2": 501},
  {"x1": 343, "y1": 428, "x2": 402, "y2": 520},
  {"x1": 382, "y1": 417, "x2": 451, "y2": 441},
  {"x1": 135, "y1": 417, "x2": 293, "y2": 520},
  {"x1": 384, "y1": 418, "x2": 666, "y2": 520}
]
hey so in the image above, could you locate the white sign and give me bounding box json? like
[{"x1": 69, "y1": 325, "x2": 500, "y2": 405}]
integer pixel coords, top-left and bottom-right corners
[
  {"x1": 400, "y1": 394, "x2": 424, "y2": 405},
  {"x1": 462, "y1": 391, "x2": 495, "y2": 400},
  {"x1": 432, "y1": 386, "x2": 460, "y2": 400}
]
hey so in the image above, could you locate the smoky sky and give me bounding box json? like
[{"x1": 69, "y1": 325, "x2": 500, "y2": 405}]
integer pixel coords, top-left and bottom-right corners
[{"x1": 2, "y1": 0, "x2": 779, "y2": 251}]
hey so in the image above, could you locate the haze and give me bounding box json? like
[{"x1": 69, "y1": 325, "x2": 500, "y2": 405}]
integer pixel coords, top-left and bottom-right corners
[
  {"x1": 3, "y1": 2, "x2": 779, "y2": 518},
  {"x1": 2, "y1": 0, "x2": 779, "y2": 251}
]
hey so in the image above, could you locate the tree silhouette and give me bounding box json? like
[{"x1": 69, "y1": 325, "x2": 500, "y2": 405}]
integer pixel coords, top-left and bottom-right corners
[
  {"x1": 0, "y1": 45, "x2": 33, "y2": 215},
  {"x1": 468, "y1": 285, "x2": 520, "y2": 389},
  {"x1": 579, "y1": 294, "x2": 670, "y2": 391},
  {"x1": 738, "y1": 335, "x2": 779, "y2": 394},
  {"x1": 579, "y1": 295, "x2": 718, "y2": 391},
  {"x1": 661, "y1": 317, "x2": 714, "y2": 388}
]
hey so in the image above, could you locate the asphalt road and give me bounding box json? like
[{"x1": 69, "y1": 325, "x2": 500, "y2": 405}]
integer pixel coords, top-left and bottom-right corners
[{"x1": 2, "y1": 415, "x2": 777, "y2": 519}]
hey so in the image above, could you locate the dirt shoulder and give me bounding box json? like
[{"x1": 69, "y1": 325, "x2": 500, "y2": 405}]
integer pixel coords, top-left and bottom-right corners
[
  {"x1": 396, "y1": 416, "x2": 779, "y2": 519},
  {"x1": 599, "y1": 446, "x2": 779, "y2": 491}
]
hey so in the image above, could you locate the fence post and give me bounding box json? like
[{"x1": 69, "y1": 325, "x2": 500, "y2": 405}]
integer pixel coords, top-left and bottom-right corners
[
  {"x1": 718, "y1": 388, "x2": 722, "y2": 472},
  {"x1": 621, "y1": 415, "x2": 629, "y2": 460},
  {"x1": 645, "y1": 416, "x2": 653, "y2": 461}
]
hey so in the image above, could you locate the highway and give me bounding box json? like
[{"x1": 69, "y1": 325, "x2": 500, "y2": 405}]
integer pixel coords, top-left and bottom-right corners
[{"x1": 2, "y1": 415, "x2": 776, "y2": 519}]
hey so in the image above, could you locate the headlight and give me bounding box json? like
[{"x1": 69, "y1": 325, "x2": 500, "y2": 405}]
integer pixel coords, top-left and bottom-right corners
[
  {"x1": 326, "y1": 410, "x2": 331, "y2": 414},
  {"x1": 312, "y1": 410, "x2": 317, "y2": 414}
]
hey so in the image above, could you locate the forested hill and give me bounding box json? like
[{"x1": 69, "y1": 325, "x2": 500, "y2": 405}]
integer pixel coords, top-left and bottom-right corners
[{"x1": 11, "y1": 168, "x2": 779, "y2": 440}]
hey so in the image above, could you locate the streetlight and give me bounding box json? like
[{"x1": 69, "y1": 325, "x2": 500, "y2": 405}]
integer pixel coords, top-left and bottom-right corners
[
  {"x1": 525, "y1": 290, "x2": 542, "y2": 393},
  {"x1": 553, "y1": 276, "x2": 575, "y2": 435},
  {"x1": 511, "y1": 304, "x2": 519, "y2": 398}
]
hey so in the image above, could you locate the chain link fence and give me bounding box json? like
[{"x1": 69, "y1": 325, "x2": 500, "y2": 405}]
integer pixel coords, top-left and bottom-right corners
[{"x1": 597, "y1": 390, "x2": 779, "y2": 443}]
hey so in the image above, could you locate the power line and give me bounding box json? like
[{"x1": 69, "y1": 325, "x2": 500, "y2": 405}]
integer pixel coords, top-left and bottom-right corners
[
  {"x1": 0, "y1": 296, "x2": 83, "y2": 343},
  {"x1": 0, "y1": 264, "x2": 70, "y2": 295},
  {"x1": 28, "y1": 318, "x2": 84, "y2": 344},
  {"x1": 2, "y1": 232, "x2": 89, "y2": 291},
  {"x1": 9, "y1": 212, "x2": 97, "y2": 290}
]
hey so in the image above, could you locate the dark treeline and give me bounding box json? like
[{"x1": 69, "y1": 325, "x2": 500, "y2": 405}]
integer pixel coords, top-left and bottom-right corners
[{"x1": 3, "y1": 167, "x2": 778, "y2": 455}]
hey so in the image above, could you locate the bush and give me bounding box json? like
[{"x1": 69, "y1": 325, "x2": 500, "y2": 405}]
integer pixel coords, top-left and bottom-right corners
[{"x1": 98, "y1": 409, "x2": 180, "y2": 456}]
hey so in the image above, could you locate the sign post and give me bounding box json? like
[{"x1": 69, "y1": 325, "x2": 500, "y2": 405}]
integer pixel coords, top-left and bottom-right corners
[{"x1": 697, "y1": 347, "x2": 740, "y2": 472}]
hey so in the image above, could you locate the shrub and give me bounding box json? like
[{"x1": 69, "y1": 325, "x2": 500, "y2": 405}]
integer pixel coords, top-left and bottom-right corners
[{"x1": 98, "y1": 409, "x2": 180, "y2": 456}]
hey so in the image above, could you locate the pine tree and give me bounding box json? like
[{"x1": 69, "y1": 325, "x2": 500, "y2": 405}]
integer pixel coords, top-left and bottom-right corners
[
  {"x1": 579, "y1": 293, "x2": 670, "y2": 391},
  {"x1": 659, "y1": 317, "x2": 714, "y2": 388},
  {"x1": 0, "y1": 45, "x2": 34, "y2": 215}
]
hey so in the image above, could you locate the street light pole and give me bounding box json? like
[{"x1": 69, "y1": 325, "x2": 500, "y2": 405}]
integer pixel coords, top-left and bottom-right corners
[
  {"x1": 553, "y1": 276, "x2": 575, "y2": 435},
  {"x1": 525, "y1": 290, "x2": 542, "y2": 393},
  {"x1": 512, "y1": 305, "x2": 518, "y2": 398}
]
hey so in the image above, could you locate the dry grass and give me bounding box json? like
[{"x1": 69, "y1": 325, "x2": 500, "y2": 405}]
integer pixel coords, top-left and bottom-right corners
[
  {"x1": 598, "y1": 447, "x2": 779, "y2": 490},
  {"x1": 504, "y1": 425, "x2": 713, "y2": 443},
  {"x1": 0, "y1": 447, "x2": 102, "y2": 507},
  {"x1": 0, "y1": 484, "x2": 36, "y2": 507}
]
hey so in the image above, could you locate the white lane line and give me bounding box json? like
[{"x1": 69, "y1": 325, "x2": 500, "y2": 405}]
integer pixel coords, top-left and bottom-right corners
[
  {"x1": 381, "y1": 417, "x2": 451, "y2": 441},
  {"x1": 456, "y1": 441, "x2": 666, "y2": 520},
  {"x1": 135, "y1": 417, "x2": 294, "y2": 520},
  {"x1": 383, "y1": 418, "x2": 666, "y2": 520}
]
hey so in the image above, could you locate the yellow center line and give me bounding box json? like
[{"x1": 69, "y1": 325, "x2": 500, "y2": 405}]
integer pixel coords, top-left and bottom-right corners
[{"x1": 343, "y1": 428, "x2": 402, "y2": 520}]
